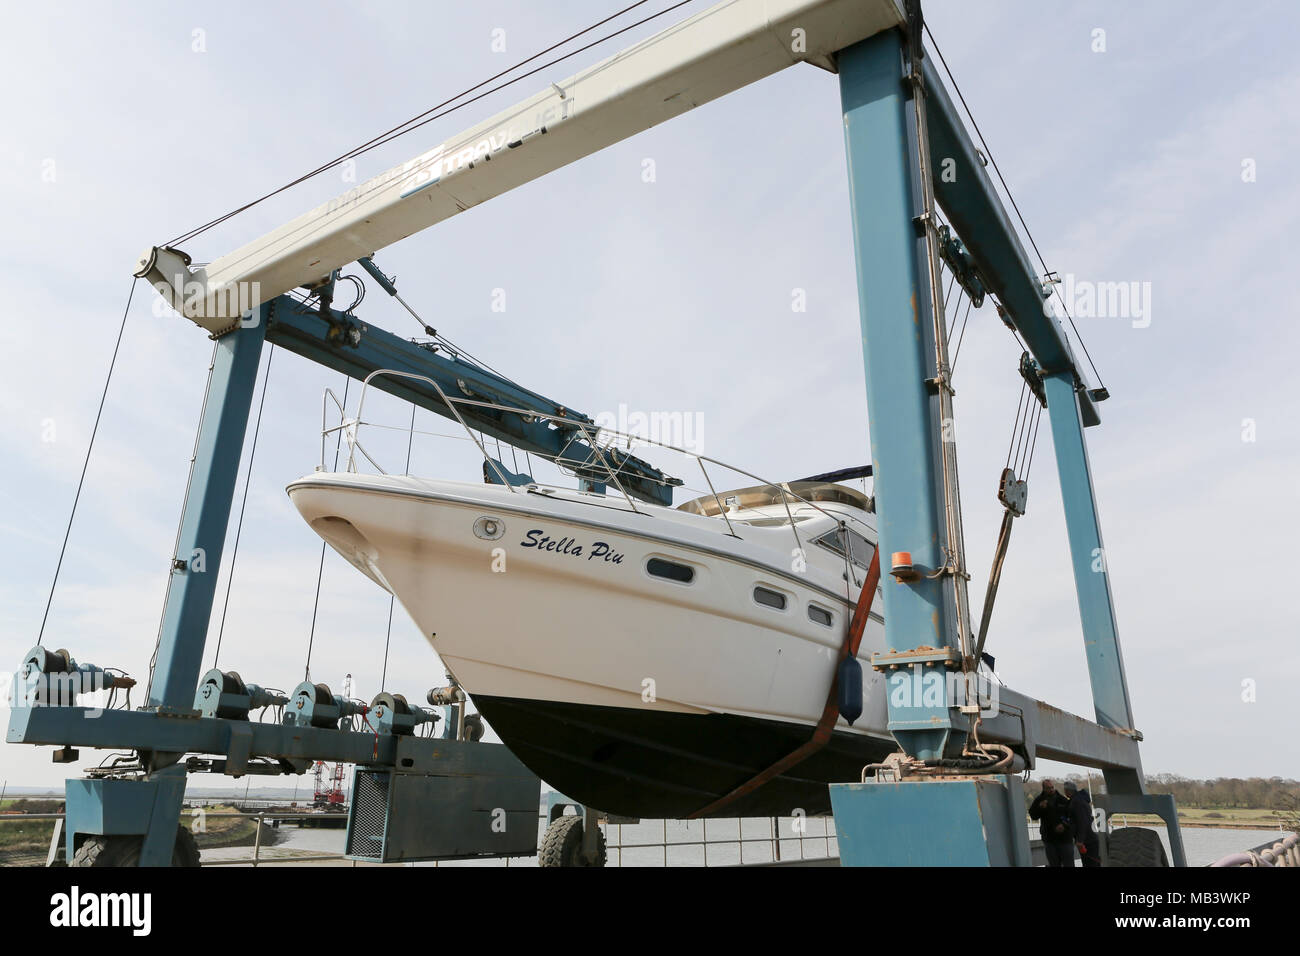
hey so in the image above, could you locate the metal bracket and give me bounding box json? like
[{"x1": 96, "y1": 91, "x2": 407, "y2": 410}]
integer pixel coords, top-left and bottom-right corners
[
  {"x1": 871, "y1": 645, "x2": 962, "y2": 672},
  {"x1": 923, "y1": 372, "x2": 955, "y2": 396},
  {"x1": 1018, "y1": 351, "x2": 1047, "y2": 407},
  {"x1": 226, "y1": 721, "x2": 253, "y2": 776}
]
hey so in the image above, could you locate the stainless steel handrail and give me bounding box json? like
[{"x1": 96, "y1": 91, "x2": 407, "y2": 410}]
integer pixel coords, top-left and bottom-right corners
[{"x1": 317, "y1": 370, "x2": 877, "y2": 569}]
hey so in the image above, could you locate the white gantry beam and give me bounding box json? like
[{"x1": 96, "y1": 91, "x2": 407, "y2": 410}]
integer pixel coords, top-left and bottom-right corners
[{"x1": 137, "y1": 0, "x2": 903, "y2": 331}]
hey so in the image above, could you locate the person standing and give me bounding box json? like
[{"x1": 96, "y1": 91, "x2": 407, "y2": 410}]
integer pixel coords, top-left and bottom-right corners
[
  {"x1": 1029, "y1": 779, "x2": 1075, "y2": 866},
  {"x1": 1065, "y1": 781, "x2": 1101, "y2": 867}
]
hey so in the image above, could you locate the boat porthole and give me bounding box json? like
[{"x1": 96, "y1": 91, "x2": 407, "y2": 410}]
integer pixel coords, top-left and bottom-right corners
[
  {"x1": 754, "y1": 586, "x2": 787, "y2": 611},
  {"x1": 808, "y1": 604, "x2": 833, "y2": 627},
  {"x1": 473, "y1": 516, "x2": 505, "y2": 540},
  {"x1": 647, "y1": 557, "x2": 694, "y2": 584}
]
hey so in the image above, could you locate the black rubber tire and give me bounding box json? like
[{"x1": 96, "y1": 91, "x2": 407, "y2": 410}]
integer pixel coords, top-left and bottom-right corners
[
  {"x1": 70, "y1": 826, "x2": 201, "y2": 868},
  {"x1": 538, "y1": 814, "x2": 607, "y2": 868},
  {"x1": 1107, "y1": 827, "x2": 1169, "y2": 867}
]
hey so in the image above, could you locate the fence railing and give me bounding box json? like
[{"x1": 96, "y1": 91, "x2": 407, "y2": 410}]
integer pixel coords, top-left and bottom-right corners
[
  {"x1": 1, "y1": 809, "x2": 839, "y2": 867},
  {"x1": 598, "y1": 816, "x2": 837, "y2": 867}
]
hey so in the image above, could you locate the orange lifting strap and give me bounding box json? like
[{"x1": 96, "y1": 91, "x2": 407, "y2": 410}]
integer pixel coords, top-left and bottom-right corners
[{"x1": 687, "y1": 545, "x2": 883, "y2": 818}]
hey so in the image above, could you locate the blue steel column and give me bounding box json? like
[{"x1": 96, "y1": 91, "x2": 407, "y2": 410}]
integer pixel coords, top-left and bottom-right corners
[
  {"x1": 1041, "y1": 371, "x2": 1187, "y2": 862},
  {"x1": 1041, "y1": 371, "x2": 1135, "y2": 734},
  {"x1": 148, "y1": 311, "x2": 268, "y2": 709},
  {"x1": 839, "y1": 31, "x2": 956, "y2": 760}
]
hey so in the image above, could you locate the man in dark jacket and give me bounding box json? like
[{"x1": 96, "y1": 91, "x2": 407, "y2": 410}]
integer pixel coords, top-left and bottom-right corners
[
  {"x1": 1065, "y1": 781, "x2": 1101, "y2": 867},
  {"x1": 1029, "y1": 779, "x2": 1075, "y2": 866}
]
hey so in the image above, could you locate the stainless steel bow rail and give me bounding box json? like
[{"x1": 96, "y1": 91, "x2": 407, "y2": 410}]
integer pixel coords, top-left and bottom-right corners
[{"x1": 323, "y1": 368, "x2": 876, "y2": 547}]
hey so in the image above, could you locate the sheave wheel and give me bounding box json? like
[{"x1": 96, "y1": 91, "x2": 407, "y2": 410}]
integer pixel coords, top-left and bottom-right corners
[
  {"x1": 70, "y1": 825, "x2": 201, "y2": 867},
  {"x1": 539, "y1": 814, "x2": 607, "y2": 867},
  {"x1": 1106, "y1": 827, "x2": 1169, "y2": 867}
]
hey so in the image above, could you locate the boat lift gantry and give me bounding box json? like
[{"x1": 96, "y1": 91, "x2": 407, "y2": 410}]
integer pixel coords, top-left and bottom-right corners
[{"x1": 11, "y1": 0, "x2": 1183, "y2": 866}]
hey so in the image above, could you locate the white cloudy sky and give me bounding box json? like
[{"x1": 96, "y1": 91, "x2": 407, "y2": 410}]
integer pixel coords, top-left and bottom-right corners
[{"x1": 1, "y1": 1, "x2": 1296, "y2": 789}]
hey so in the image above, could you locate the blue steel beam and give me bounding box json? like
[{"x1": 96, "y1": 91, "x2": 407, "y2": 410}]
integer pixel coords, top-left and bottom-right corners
[
  {"x1": 148, "y1": 310, "x2": 268, "y2": 709},
  {"x1": 838, "y1": 31, "x2": 957, "y2": 761},
  {"x1": 9, "y1": 704, "x2": 402, "y2": 767},
  {"x1": 833, "y1": 25, "x2": 1180, "y2": 860},
  {"x1": 1042, "y1": 370, "x2": 1135, "y2": 733},
  {"x1": 132, "y1": 310, "x2": 266, "y2": 861},
  {"x1": 263, "y1": 293, "x2": 681, "y2": 506},
  {"x1": 914, "y1": 29, "x2": 1150, "y2": 792}
]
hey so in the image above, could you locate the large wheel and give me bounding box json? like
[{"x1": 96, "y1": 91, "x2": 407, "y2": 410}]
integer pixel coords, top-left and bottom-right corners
[
  {"x1": 539, "y1": 814, "x2": 606, "y2": 868},
  {"x1": 70, "y1": 826, "x2": 200, "y2": 868},
  {"x1": 1107, "y1": 827, "x2": 1169, "y2": 867}
]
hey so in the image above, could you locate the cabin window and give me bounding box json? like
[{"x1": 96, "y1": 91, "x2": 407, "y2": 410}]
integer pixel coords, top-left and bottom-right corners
[
  {"x1": 850, "y1": 534, "x2": 876, "y2": 571},
  {"x1": 816, "y1": 528, "x2": 876, "y2": 572},
  {"x1": 740, "y1": 515, "x2": 812, "y2": 528},
  {"x1": 808, "y1": 604, "x2": 833, "y2": 627},
  {"x1": 753, "y1": 586, "x2": 787, "y2": 610},
  {"x1": 647, "y1": 558, "x2": 694, "y2": 584}
]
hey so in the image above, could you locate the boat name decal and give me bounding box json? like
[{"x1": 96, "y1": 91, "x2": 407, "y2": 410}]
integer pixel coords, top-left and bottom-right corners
[{"x1": 520, "y1": 529, "x2": 623, "y2": 564}]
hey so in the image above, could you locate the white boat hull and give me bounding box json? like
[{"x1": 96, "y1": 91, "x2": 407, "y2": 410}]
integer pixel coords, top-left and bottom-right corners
[{"x1": 288, "y1": 472, "x2": 895, "y2": 817}]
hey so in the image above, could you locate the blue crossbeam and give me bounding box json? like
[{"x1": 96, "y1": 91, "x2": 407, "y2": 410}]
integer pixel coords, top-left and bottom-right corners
[{"x1": 9, "y1": 704, "x2": 401, "y2": 767}]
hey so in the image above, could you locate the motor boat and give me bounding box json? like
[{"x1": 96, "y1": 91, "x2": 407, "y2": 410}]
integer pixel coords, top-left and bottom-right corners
[{"x1": 287, "y1": 390, "x2": 898, "y2": 819}]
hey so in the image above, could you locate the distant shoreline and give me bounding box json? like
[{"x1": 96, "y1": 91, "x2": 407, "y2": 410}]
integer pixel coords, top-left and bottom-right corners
[{"x1": 1105, "y1": 815, "x2": 1291, "y2": 831}]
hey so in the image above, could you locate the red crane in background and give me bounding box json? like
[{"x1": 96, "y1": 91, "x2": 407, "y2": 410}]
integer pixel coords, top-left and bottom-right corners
[{"x1": 311, "y1": 674, "x2": 353, "y2": 810}]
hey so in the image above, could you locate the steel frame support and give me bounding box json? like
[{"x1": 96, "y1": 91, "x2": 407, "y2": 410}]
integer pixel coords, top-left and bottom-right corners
[
  {"x1": 150, "y1": 311, "x2": 269, "y2": 709},
  {"x1": 13, "y1": 1, "x2": 1179, "y2": 867},
  {"x1": 1041, "y1": 370, "x2": 1135, "y2": 734},
  {"x1": 838, "y1": 29, "x2": 958, "y2": 760},
  {"x1": 1101, "y1": 791, "x2": 1186, "y2": 867},
  {"x1": 837, "y1": 26, "x2": 1184, "y2": 864},
  {"x1": 831, "y1": 774, "x2": 1031, "y2": 866},
  {"x1": 1041, "y1": 370, "x2": 1186, "y2": 865},
  {"x1": 59, "y1": 309, "x2": 268, "y2": 863},
  {"x1": 135, "y1": 1, "x2": 908, "y2": 329},
  {"x1": 11, "y1": 705, "x2": 398, "y2": 765},
  {"x1": 21, "y1": 293, "x2": 584, "y2": 865},
  {"x1": 62, "y1": 768, "x2": 187, "y2": 866}
]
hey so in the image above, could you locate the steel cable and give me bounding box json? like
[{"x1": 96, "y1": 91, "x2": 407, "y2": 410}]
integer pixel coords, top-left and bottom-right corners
[
  {"x1": 379, "y1": 402, "x2": 417, "y2": 692},
  {"x1": 212, "y1": 345, "x2": 276, "y2": 668},
  {"x1": 166, "y1": 1, "x2": 693, "y2": 248},
  {"x1": 37, "y1": 278, "x2": 138, "y2": 647},
  {"x1": 305, "y1": 375, "x2": 351, "y2": 681}
]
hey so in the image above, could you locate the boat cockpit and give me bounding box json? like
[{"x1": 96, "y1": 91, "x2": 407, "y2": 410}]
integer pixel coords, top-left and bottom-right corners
[{"x1": 675, "y1": 480, "x2": 873, "y2": 517}]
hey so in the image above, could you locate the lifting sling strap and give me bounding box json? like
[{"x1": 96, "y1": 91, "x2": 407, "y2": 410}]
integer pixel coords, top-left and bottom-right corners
[{"x1": 687, "y1": 546, "x2": 882, "y2": 818}]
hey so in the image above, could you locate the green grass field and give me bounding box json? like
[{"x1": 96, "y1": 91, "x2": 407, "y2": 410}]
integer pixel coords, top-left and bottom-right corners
[
  {"x1": 1109, "y1": 807, "x2": 1291, "y2": 829},
  {"x1": 0, "y1": 802, "x2": 275, "y2": 863}
]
